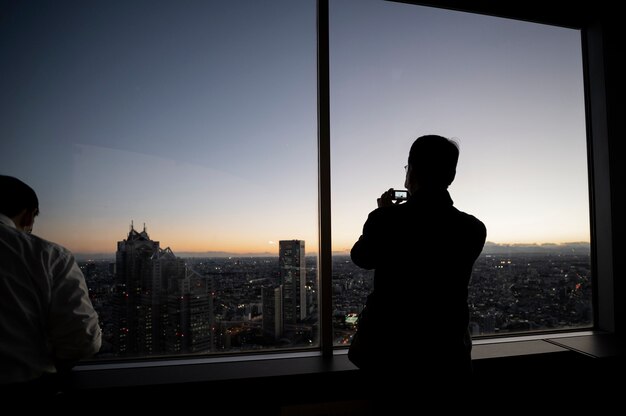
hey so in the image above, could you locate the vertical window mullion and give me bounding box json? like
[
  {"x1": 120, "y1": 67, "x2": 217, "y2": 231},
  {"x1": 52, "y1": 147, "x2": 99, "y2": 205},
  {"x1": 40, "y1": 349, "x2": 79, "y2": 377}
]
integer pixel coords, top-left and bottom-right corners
[{"x1": 317, "y1": 0, "x2": 333, "y2": 357}]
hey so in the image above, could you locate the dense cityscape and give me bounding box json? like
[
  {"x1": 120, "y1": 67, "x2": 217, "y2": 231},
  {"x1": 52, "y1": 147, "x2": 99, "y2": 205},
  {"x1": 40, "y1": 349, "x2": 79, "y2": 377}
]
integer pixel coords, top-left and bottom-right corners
[{"x1": 82, "y1": 225, "x2": 592, "y2": 359}]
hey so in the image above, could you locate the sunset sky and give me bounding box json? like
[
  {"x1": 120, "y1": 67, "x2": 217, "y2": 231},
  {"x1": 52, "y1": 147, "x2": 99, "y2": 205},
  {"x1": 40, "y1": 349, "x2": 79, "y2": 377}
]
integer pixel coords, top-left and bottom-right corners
[{"x1": 0, "y1": 0, "x2": 589, "y2": 255}]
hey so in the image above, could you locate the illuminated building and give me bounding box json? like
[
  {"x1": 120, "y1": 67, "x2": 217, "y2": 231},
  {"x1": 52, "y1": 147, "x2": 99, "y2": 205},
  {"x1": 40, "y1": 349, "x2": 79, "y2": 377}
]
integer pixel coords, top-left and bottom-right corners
[
  {"x1": 112, "y1": 222, "x2": 161, "y2": 355},
  {"x1": 262, "y1": 285, "x2": 283, "y2": 339},
  {"x1": 279, "y1": 240, "x2": 307, "y2": 323},
  {"x1": 113, "y1": 222, "x2": 214, "y2": 355},
  {"x1": 166, "y1": 271, "x2": 215, "y2": 353}
]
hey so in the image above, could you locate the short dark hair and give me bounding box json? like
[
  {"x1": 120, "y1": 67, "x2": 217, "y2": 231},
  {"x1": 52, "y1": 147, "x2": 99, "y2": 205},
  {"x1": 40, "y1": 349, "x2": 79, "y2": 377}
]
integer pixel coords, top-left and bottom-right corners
[
  {"x1": 0, "y1": 175, "x2": 39, "y2": 217},
  {"x1": 408, "y1": 135, "x2": 459, "y2": 188}
]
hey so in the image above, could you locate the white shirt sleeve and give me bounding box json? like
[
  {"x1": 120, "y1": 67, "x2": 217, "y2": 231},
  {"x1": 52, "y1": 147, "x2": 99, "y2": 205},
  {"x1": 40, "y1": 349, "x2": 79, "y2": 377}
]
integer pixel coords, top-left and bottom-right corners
[{"x1": 47, "y1": 250, "x2": 102, "y2": 361}]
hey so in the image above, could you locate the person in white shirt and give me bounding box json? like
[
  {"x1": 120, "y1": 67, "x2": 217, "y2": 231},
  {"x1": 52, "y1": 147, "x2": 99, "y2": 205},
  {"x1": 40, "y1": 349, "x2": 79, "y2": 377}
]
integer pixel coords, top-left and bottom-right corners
[{"x1": 0, "y1": 175, "x2": 102, "y2": 388}]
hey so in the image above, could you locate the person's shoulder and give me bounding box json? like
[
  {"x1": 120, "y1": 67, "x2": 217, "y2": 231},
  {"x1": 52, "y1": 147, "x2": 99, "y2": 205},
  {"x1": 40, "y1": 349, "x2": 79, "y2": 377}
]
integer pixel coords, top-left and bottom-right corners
[
  {"x1": 453, "y1": 208, "x2": 486, "y2": 232},
  {"x1": 367, "y1": 204, "x2": 406, "y2": 221},
  {"x1": 27, "y1": 233, "x2": 75, "y2": 261}
]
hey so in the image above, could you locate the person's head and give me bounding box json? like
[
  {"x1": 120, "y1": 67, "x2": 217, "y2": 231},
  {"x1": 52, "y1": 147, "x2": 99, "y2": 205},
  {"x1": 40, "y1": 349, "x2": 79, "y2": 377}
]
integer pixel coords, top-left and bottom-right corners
[
  {"x1": 404, "y1": 135, "x2": 459, "y2": 193},
  {"x1": 0, "y1": 175, "x2": 39, "y2": 232}
]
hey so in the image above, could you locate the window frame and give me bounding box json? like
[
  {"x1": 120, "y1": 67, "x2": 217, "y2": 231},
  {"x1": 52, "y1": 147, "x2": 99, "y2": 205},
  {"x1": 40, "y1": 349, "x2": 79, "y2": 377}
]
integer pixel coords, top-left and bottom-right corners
[{"x1": 71, "y1": 0, "x2": 615, "y2": 377}]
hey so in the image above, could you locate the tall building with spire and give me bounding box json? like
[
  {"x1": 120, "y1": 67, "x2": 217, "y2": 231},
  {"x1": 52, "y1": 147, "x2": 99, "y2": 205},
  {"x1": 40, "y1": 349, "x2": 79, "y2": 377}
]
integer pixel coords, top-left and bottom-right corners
[
  {"x1": 113, "y1": 222, "x2": 160, "y2": 355},
  {"x1": 113, "y1": 222, "x2": 214, "y2": 356},
  {"x1": 279, "y1": 240, "x2": 306, "y2": 324}
]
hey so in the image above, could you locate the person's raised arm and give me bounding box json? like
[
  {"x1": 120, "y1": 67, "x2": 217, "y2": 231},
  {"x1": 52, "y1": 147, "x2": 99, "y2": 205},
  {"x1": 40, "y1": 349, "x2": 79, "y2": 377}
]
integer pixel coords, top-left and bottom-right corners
[
  {"x1": 351, "y1": 189, "x2": 395, "y2": 269},
  {"x1": 351, "y1": 210, "x2": 386, "y2": 270}
]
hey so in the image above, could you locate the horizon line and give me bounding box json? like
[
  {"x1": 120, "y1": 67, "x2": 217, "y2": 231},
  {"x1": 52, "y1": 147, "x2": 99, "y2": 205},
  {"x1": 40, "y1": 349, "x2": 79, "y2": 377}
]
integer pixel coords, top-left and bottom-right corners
[{"x1": 73, "y1": 240, "x2": 591, "y2": 258}]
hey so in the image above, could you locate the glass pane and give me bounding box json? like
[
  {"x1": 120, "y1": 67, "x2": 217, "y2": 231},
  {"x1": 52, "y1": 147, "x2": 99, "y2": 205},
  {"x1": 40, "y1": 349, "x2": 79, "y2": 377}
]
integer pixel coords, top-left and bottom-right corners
[
  {"x1": 330, "y1": 0, "x2": 591, "y2": 344},
  {"x1": 0, "y1": 0, "x2": 318, "y2": 358}
]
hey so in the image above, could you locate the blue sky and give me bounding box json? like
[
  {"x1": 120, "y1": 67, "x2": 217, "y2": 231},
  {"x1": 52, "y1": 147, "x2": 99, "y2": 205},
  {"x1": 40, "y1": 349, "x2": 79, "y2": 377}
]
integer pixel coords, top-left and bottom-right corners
[{"x1": 0, "y1": 0, "x2": 589, "y2": 254}]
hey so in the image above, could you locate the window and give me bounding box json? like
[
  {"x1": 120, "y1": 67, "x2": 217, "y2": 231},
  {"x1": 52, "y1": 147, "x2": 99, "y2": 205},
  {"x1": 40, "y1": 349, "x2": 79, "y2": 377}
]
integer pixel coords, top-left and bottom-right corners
[
  {"x1": 0, "y1": 0, "x2": 319, "y2": 358},
  {"x1": 0, "y1": 0, "x2": 601, "y2": 365},
  {"x1": 330, "y1": 0, "x2": 591, "y2": 344}
]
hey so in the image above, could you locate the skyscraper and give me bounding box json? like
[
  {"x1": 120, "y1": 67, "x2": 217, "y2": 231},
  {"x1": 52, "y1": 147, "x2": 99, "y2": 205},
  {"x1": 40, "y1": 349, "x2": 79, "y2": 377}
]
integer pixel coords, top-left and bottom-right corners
[
  {"x1": 279, "y1": 240, "x2": 306, "y2": 324},
  {"x1": 262, "y1": 285, "x2": 283, "y2": 339},
  {"x1": 149, "y1": 246, "x2": 186, "y2": 354},
  {"x1": 166, "y1": 270, "x2": 215, "y2": 353},
  {"x1": 113, "y1": 223, "x2": 160, "y2": 355},
  {"x1": 113, "y1": 222, "x2": 214, "y2": 356}
]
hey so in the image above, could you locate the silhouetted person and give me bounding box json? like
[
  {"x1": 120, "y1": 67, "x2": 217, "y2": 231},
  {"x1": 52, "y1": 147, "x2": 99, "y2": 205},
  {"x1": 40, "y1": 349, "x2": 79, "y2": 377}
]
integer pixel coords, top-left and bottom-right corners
[
  {"x1": 349, "y1": 135, "x2": 486, "y2": 402},
  {"x1": 0, "y1": 175, "x2": 101, "y2": 396}
]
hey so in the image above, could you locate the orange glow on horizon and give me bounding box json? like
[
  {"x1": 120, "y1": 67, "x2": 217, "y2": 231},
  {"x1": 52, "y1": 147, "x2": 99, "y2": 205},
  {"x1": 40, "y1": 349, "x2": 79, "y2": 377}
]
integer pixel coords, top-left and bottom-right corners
[
  {"x1": 37, "y1": 217, "x2": 590, "y2": 256},
  {"x1": 56, "y1": 236, "x2": 590, "y2": 256}
]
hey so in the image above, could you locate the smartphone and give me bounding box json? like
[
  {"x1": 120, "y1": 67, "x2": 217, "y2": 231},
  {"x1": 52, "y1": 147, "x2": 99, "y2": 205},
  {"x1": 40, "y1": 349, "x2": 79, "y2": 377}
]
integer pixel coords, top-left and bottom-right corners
[{"x1": 391, "y1": 189, "x2": 409, "y2": 201}]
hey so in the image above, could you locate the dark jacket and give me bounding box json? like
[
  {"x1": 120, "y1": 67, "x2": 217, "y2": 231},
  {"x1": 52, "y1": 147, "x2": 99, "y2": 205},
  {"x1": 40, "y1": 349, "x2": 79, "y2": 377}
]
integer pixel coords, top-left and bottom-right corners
[{"x1": 350, "y1": 188, "x2": 486, "y2": 377}]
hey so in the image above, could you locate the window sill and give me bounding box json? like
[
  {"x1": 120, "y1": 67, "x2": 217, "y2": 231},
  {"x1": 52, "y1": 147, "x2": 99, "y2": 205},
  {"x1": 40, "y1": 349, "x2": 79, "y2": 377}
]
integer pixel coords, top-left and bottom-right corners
[{"x1": 70, "y1": 331, "x2": 618, "y2": 390}]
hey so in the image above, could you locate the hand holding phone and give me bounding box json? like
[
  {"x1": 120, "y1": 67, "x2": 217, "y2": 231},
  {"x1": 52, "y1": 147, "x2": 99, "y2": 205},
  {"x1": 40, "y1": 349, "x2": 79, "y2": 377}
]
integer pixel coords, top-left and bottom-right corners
[
  {"x1": 391, "y1": 189, "x2": 409, "y2": 201},
  {"x1": 378, "y1": 188, "x2": 409, "y2": 207}
]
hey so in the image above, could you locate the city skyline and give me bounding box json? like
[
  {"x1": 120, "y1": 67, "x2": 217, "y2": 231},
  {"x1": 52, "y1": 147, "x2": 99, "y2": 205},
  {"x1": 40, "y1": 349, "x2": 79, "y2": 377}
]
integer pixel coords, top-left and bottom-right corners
[
  {"x1": 69, "y1": 221, "x2": 590, "y2": 258},
  {"x1": 83, "y1": 242, "x2": 592, "y2": 357},
  {"x1": 1, "y1": 0, "x2": 590, "y2": 254},
  {"x1": 71, "y1": 223, "x2": 589, "y2": 259}
]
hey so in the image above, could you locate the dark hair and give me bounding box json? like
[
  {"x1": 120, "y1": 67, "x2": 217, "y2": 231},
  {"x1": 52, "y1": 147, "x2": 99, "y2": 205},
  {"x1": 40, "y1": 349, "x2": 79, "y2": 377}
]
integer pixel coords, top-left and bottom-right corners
[
  {"x1": 408, "y1": 135, "x2": 459, "y2": 188},
  {"x1": 0, "y1": 175, "x2": 39, "y2": 217}
]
